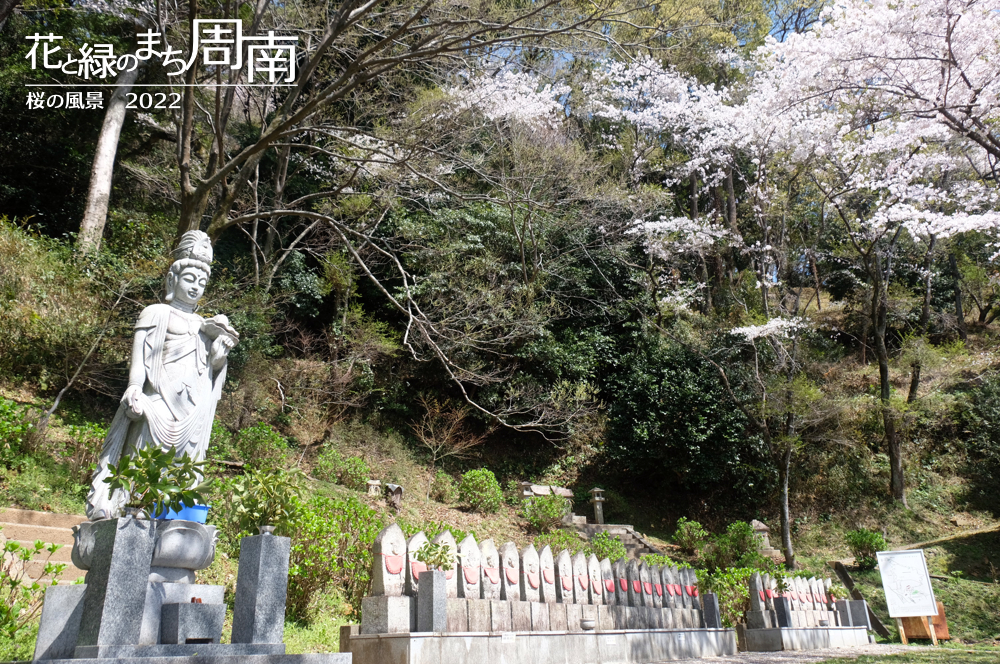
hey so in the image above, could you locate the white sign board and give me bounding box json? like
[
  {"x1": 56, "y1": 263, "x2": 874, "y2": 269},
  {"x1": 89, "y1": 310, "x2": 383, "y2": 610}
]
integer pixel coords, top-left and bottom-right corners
[{"x1": 876, "y1": 549, "x2": 938, "y2": 618}]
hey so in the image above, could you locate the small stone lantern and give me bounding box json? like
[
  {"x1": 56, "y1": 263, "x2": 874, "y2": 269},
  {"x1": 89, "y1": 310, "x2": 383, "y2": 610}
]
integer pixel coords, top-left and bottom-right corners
[
  {"x1": 589, "y1": 488, "x2": 606, "y2": 525},
  {"x1": 519, "y1": 481, "x2": 534, "y2": 499}
]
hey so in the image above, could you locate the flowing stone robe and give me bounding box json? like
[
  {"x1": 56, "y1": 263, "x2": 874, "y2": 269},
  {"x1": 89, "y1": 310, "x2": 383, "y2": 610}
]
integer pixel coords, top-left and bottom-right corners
[
  {"x1": 499, "y1": 542, "x2": 520, "y2": 601},
  {"x1": 405, "y1": 531, "x2": 429, "y2": 596},
  {"x1": 372, "y1": 524, "x2": 406, "y2": 596},
  {"x1": 87, "y1": 304, "x2": 231, "y2": 518},
  {"x1": 480, "y1": 539, "x2": 501, "y2": 600},
  {"x1": 457, "y1": 534, "x2": 481, "y2": 599},
  {"x1": 587, "y1": 554, "x2": 604, "y2": 605},
  {"x1": 519, "y1": 544, "x2": 540, "y2": 602},
  {"x1": 538, "y1": 546, "x2": 557, "y2": 604},
  {"x1": 432, "y1": 531, "x2": 458, "y2": 598},
  {"x1": 555, "y1": 550, "x2": 574, "y2": 603}
]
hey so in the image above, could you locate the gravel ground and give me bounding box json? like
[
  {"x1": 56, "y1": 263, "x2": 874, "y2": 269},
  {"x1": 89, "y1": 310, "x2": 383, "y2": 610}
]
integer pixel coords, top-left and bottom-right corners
[{"x1": 670, "y1": 644, "x2": 917, "y2": 663}]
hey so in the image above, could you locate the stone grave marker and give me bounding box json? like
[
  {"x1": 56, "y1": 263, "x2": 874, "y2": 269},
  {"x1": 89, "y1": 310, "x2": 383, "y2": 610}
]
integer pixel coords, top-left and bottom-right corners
[
  {"x1": 600, "y1": 557, "x2": 615, "y2": 606},
  {"x1": 405, "y1": 531, "x2": 429, "y2": 596},
  {"x1": 519, "y1": 544, "x2": 540, "y2": 602},
  {"x1": 457, "y1": 534, "x2": 481, "y2": 599},
  {"x1": 612, "y1": 558, "x2": 628, "y2": 606},
  {"x1": 555, "y1": 549, "x2": 574, "y2": 603},
  {"x1": 646, "y1": 563, "x2": 663, "y2": 608},
  {"x1": 749, "y1": 572, "x2": 764, "y2": 612},
  {"x1": 499, "y1": 541, "x2": 520, "y2": 601},
  {"x1": 587, "y1": 554, "x2": 604, "y2": 605},
  {"x1": 639, "y1": 562, "x2": 654, "y2": 607},
  {"x1": 626, "y1": 559, "x2": 642, "y2": 607},
  {"x1": 431, "y1": 531, "x2": 458, "y2": 599},
  {"x1": 480, "y1": 539, "x2": 501, "y2": 600},
  {"x1": 372, "y1": 523, "x2": 406, "y2": 596},
  {"x1": 539, "y1": 545, "x2": 557, "y2": 603},
  {"x1": 662, "y1": 566, "x2": 677, "y2": 608},
  {"x1": 572, "y1": 551, "x2": 589, "y2": 604}
]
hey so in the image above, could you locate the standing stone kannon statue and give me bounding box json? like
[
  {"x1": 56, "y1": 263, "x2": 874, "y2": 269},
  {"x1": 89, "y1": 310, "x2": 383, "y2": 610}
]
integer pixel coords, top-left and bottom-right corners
[{"x1": 86, "y1": 231, "x2": 239, "y2": 519}]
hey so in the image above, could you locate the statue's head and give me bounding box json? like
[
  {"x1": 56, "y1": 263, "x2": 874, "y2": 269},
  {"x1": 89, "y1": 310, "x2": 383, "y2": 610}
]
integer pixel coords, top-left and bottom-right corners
[{"x1": 165, "y1": 230, "x2": 213, "y2": 306}]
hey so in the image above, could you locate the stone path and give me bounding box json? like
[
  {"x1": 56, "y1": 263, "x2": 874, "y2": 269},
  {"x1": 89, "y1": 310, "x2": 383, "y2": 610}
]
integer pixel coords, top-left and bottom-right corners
[{"x1": 671, "y1": 644, "x2": 917, "y2": 663}]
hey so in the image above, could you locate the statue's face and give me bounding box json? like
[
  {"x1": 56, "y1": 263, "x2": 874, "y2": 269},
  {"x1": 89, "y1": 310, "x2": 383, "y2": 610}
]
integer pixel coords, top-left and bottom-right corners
[{"x1": 174, "y1": 266, "x2": 208, "y2": 306}]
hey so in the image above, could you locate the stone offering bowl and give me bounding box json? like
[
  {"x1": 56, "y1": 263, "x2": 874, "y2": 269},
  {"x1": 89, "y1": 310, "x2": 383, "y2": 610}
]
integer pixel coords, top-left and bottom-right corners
[
  {"x1": 580, "y1": 619, "x2": 596, "y2": 631},
  {"x1": 72, "y1": 517, "x2": 218, "y2": 583}
]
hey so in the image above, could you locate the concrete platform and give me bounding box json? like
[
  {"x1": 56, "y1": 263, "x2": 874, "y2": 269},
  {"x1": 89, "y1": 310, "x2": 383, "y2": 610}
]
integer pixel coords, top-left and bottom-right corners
[
  {"x1": 742, "y1": 626, "x2": 871, "y2": 652},
  {"x1": 26, "y1": 657, "x2": 351, "y2": 664},
  {"x1": 349, "y1": 628, "x2": 737, "y2": 664}
]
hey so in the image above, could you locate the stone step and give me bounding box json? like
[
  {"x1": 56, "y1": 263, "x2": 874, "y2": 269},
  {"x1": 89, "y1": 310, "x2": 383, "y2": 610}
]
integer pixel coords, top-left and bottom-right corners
[
  {"x1": 0, "y1": 522, "x2": 77, "y2": 546},
  {"x1": 0, "y1": 508, "x2": 86, "y2": 529}
]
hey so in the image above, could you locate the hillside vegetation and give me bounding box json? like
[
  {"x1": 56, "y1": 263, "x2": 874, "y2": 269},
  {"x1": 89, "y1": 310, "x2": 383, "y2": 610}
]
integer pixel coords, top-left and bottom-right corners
[{"x1": 4, "y1": 0, "x2": 1000, "y2": 658}]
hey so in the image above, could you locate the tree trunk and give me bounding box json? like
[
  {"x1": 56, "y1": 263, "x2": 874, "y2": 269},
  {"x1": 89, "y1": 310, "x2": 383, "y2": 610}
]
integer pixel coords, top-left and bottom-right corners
[
  {"x1": 779, "y1": 443, "x2": 795, "y2": 570},
  {"x1": 873, "y1": 276, "x2": 906, "y2": 505},
  {"x1": 918, "y1": 236, "x2": 936, "y2": 332},
  {"x1": 78, "y1": 65, "x2": 142, "y2": 253},
  {"x1": 950, "y1": 252, "x2": 967, "y2": 341},
  {"x1": 0, "y1": 0, "x2": 20, "y2": 29},
  {"x1": 907, "y1": 362, "x2": 920, "y2": 403}
]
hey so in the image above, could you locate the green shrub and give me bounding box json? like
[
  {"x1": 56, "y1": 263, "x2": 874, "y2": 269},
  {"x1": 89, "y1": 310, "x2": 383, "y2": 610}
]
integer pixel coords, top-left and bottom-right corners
[
  {"x1": 104, "y1": 447, "x2": 210, "y2": 517},
  {"x1": 521, "y1": 493, "x2": 568, "y2": 533},
  {"x1": 640, "y1": 553, "x2": 678, "y2": 567},
  {"x1": 0, "y1": 399, "x2": 34, "y2": 466},
  {"x1": 503, "y1": 479, "x2": 523, "y2": 506},
  {"x1": 63, "y1": 422, "x2": 105, "y2": 485},
  {"x1": 430, "y1": 470, "x2": 457, "y2": 503},
  {"x1": 700, "y1": 521, "x2": 769, "y2": 572},
  {"x1": 286, "y1": 494, "x2": 385, "y2": 618},
  {"x1": 313, "y1": 447, "x2": 371, "y2": 491},
  {"x1": 588, "y1": 532, "x2": 627, "y2": 561},
  {"x1": 845, "y1": 528, "x2": 886, "y2": 570},
  {"x1": 235, "y1": 423, "x2": 288, "y2": 470},
  {"x1": 458, "y1": 468, "x2": 502, "y2": 514},
  {"x1": 697, "y1": 567, "x2": 758, "y2": 627},
  {"x1": 0, "y1": 534, "x2": 66, "y2": 639},
  {"x1": 215, "y1": 468, "x2": 302, "y2": 550},
  {"x1": 414, "y1": 542, "x2": 455, "y2": 571},
  {"x1": 672, "y1": 517, "x2": 709, "y2": 555},
  {"x1": 534, "y1": 528, "x2": 587, "y2": 555},
  {"x1": 207, "y1": 421, "x2": 238, "y2": 462}
]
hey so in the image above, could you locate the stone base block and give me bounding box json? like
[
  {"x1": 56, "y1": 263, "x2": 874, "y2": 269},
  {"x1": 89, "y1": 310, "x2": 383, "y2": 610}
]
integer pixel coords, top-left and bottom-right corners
[
  {"x1": 362, "y1": 596, "x2": 415, "y2": 635},
  {"x1": 141, "y1": 583, "x2": 225, "y2": 645},
  {"x1": 529, "y1": 602, "x2": 549, "y2": 631},
  {"x1": 511, "y1": 602, "x2": 531, "y2": 632},
  {"x1": 741, "y1": 626, "x2": 872, "y2": 652},
  {"x1": 747, "y1": 609, "x2": 775, "y2": 630},
  {"x1": 349, "y1": 628, "x2": 737, "y2": 664},
  {"x1": 566, "y1": 604, "x2": 583, "y2": 632},
  {"x1": 160, "y1": 603, "x2": 225, "y2": 644},
  {"x1": 467, "y1": 599, "x2": 491, "y2": 632},
  {"x1": 446, "y1": 599, "x2": 468, "y2": 632},
  {"x1": 549, "y1": 603, "x2": 568, "y2": 631},
  {"x1": 490, "y1": 600, "x2": 512, "y2": 632},
  {"x1": 34, "y1": 584, "x2": 86, "y2": 661},
  {"x1": 74, "y1": 643, "x2": 285, "y2": 658}
]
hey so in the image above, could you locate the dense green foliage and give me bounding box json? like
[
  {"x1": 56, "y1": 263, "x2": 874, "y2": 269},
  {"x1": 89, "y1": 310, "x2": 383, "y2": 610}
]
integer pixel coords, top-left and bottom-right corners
[
  {"x1": 845, "y1": 528, "x2": 887, "y2": 571},
  {"x1": 588, "y1": 532, "x2": 627, "y2": 561},
  {"x1": 458, "y1": 469, "x2": 503, "y2": 514},
  {"x1": 104, "y1": 447, "x2": 210, "y2": 516},
  {"x1": 521, "y1": 494, "x2": 570, "y2": 533},
  {"x1": 313, "y1": 447, "x2": 371, "y2": 492}
]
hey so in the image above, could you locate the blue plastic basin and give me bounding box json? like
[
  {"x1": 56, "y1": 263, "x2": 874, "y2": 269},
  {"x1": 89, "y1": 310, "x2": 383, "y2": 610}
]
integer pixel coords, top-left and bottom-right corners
[{"x1": 155, "y1": 503, "x2": 209, "y2": 523}]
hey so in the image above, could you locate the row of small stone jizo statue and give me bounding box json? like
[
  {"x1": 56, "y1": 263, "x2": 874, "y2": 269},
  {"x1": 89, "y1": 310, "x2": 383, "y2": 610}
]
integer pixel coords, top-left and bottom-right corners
[
  {"x1": 372, "y1": 524, "x2": 701, "y2": 608},
  {"x1": 746, "y1": 571, "x2": 853, "y2": 629}
]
